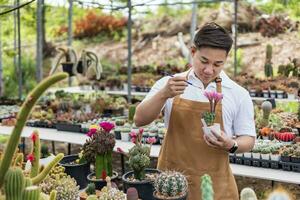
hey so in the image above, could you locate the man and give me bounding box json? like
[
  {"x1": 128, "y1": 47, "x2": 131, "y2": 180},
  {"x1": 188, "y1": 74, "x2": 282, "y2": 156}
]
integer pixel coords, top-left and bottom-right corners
[{"x1": 134, "y1": 22, "x2": 255, "y2": 199}]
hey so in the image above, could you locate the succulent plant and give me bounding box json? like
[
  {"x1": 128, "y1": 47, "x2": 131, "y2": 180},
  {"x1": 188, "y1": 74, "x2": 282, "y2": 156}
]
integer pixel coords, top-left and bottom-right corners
[
  {"x1": 154, "y1": 170, "x2": 188, "y2": 198},
  {"x1": 98, "y1": 177, "x2": 126, "y2": 200},
  {"x1": 86, "y1": 183, "x2": 96, "y2": 196},
  {"x1": 40, "y1": 175, "x2": 79, "y2": 200},
  {"x1": 240, "y1": 187, "x2": 257, "y2": 200},
  {"x1": 201, "y1": 174, "x2": 214, "y2": 200}
]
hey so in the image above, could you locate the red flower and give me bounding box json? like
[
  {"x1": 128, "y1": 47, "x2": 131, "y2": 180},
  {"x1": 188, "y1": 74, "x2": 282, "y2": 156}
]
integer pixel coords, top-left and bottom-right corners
[
  {"x1": 27, "y1": 153, "x2": 35, "y2": 163},
  {"x1": 30, "y1": 131, "x2": 38, "y2": 142},
  {"x1": 99, "y1": 121, "x2": 115, "y2": 132},
  {"x1": 86, "y1": 128, "x2": 97, "y2": 137},
  {"x1": 102, "y1": 170, "x2": 107, "y2": 180}
]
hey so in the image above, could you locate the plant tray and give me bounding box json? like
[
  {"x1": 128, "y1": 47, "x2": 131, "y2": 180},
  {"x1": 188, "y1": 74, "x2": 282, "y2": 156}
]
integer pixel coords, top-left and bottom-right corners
[
  {"x1": 56, "y1": 123, "x2": 81, "y2": 133},
  {"x1": 270, "y1": 161, "x2": 280, "y2": 169},
  {"x1": 243, "y1": 157, "x2": 252, "y2": 166},
  {"x1": 235, "y1": 157, "x2": 243, "y2": 165}
]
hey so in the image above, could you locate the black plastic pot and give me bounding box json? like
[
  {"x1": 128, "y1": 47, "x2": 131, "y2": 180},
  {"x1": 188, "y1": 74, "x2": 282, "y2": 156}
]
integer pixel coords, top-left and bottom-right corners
[
  {"x1": 122, "y1": 169, "x2": 160, "y2": 200},
  {"x1": 281, "y1": 155, "x2": 291, "y2": 162},
  {"x1": 87, "y1": 171, "x2": 118, "y2": 190},
  {"x1": 59, "y1": 154, "x2": 90, "y2": 189},
  {"x1": 62, "y1": 62, "x2": 75, "y2": 76},
  {"x1": 291, "y1": 157, "x2": 300, "y2": 163},
  {"x1": 153, "y1": 191, "x2": 187, "y2": 200},
  {"x1": 56, "y1": 123, "x2": 81, "y2": 133},
  {"x1": 115, "y1": 130, "x2": 121, "y2": 140}
]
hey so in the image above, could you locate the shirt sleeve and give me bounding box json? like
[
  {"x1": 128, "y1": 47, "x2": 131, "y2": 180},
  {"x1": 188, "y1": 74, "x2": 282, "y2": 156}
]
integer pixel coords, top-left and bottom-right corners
[
  {"x1": 233, "y1": 94, "x2": 256, "y2": 137},
  {"x1": 142, "y1": 76, "x2": 169, "y2": 102}
]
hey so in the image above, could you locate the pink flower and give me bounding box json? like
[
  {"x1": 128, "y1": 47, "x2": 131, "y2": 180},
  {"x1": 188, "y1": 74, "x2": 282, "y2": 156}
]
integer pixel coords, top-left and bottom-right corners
[
  {"x1": 99, "y1": 121, "x2": 115, "y2": 132},
  {"x1": 129, "y1": 131, "x2": 137, "y2": 138},
  {"x1": 131, "y1": 137, "x2": 136, "y2": 144},
  {"x1": 27, "y1": 153, "x2": 35, "y2": 163},
  {"x1": 30, "y1": 131, "x2": 38, "y2": 142},
  {"x1": 117, "y1": 147, "x2": 124, "y2": 154},
  {"x1": 214, "y1": 92, "x2": 223, "y2": 103},
  {"x1": 86, "y1": 128, "x2": 97, "y2": 137},
  {"x1": 139, "y1": 128, "x2": 144, "y2": 136},
  {"x1": 146, "y1": 137, "x2": 157, "y2": 144},
  {"x1": 204, "y1": 91, "x2": 213, "y2": 101}
]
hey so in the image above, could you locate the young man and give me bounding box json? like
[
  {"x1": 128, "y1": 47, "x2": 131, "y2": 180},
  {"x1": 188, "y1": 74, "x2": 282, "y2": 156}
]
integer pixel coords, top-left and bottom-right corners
[{"x1": 134, "y1": 22, "x2": 255, "y2": 200}]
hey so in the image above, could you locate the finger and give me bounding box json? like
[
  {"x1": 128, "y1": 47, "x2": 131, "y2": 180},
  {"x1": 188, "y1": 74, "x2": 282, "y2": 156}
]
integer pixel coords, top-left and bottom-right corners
[
  {"x1": 211, "y1": 129, "x2": 225, "y2": 142},
  {"x1": 173, "y1": 81, "x2": 188, "y2": 87},
  {"x1": 204, "y1": 134, "x2": 217, "y2": 146},
  {"x1": 174, "y1": 86, "x2": 187, "y2": 91},
  {"x1": 172, "y1": 76, "x2": 187, "y2": 81}
]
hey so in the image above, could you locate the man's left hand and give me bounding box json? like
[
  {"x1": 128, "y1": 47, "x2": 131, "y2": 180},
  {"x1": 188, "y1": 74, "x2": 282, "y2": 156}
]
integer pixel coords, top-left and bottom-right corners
[{"x1": 203, "y1": 129, "x2": 234, "y2": 151}]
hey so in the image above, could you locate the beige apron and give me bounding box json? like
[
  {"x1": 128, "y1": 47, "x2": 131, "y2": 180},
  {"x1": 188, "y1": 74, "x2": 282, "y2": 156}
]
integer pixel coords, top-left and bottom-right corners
[{"x1": 157, "y1": 72, "x2": 239, "y2": 200}]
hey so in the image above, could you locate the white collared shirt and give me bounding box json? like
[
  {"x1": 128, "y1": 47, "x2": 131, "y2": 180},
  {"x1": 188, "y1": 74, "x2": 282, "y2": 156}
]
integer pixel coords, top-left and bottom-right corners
[{"x1": 143, "y1": 69, "x2": 256, "y2": 138}]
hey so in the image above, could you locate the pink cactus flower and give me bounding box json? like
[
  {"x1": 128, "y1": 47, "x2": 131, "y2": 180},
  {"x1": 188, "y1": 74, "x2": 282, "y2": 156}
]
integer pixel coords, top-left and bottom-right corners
[
  {"x1": 27, "y1": 153, "x2": 35, "y2": 163},
  {"x1": 86, "y1": 128, "x2": 97, "y2": 137},
  {"x1": 146, "y1": 137, "x2": 157, "y2": 144},
  {"x1": 129, "y1": 131, "x2": 137, "y2": 138},
  {"x1": 139, "y1": 128, "x2": 144, "y2": 136},
  {"x1": 99, "y1": 121, "x2": 115, "y2": 132},
  {"x1": 117, "y1": 147, "x2": 124, "y2": 154},
  {"x1": 30, "y1": 131, "x2": 38, "y2": 142},
  {"x1": 131, "y1": 137, "x2": 136, "y2": 144}
]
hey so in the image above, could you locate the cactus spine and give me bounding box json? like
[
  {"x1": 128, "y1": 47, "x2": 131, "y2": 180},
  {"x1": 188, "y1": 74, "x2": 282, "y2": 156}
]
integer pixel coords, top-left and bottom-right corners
[
  {"x1": 0, "y1": 73, "x2": 68, "y2": 188},
  {"x1": 31, "y1": 153, "x2": 64, "y2": 185},
  {"x1": 240, "y1": 187, "x2": 257, "y2": 200},
  {"x1": 201, "y1": 174, "x2": 214, "y2": 200},
  {"x1": 4, "y1": 167, "x2": 25, "y2": 200},
  {"x1": 22, "y1": 186, "x2": 40, "y2": 200},
  {"x1": 30, "y1": 131, "x2": 40, "y2": 178},
  {"x1": 264, "y1": 44, "x2": 273, "y2": 77}
]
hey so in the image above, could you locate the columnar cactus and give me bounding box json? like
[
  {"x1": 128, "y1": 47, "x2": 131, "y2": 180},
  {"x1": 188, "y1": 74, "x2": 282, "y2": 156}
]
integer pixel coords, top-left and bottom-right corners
[
  {"x1": 128, "y1": 105, "x2": 136, "y2": 123},
  {"x1": 13, "y1": 153, "x2": 23, "y2": 167},
  {"x1": 30, "y1": 131, "x2": 40, "y2": 178},
  {"x1": 261, "y1": 101, "x2": 272, "y2": 127},
  {"x1": 0, "y1": 73, "x2": 68, "y2": 188},
  {"x1": 201, "y1": 174, "x2": 214, "y2": 200},
  {"x1": 22, "y1": 186, "x2": 41, "y2": 200},
  {"x1": 264, "y1": 44, "x2": 273, "y2": 77},
  {"x1": 49, "y1": 190, "x2": 57, "y2": 200},
  {"x1": 154, "y1": 170, "x2": 188, "y2": 198},
  {"x1": 240, "y1": 187, "x2": 257, "y2": 200},
  {"x1": 4, "y1": 167, "x2": 25, "y2": 200}
]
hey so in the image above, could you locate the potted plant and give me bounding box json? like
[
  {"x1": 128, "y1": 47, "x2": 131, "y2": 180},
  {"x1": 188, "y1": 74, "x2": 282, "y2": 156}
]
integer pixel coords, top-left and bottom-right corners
[
  {"x1": 201, "y1": 91, "x2": 223, "y2": 136},
  {"x1": 291, "y1": 146, "x2": 300, "y2": 163},
  {"x1": 260, "y1": 147, "x2": 271, "y2": 160},
  {"x1": 82, "y1": 121, "x2": 118, "y2": 190},
  {"x1": 119, "y1": 128, "x2": 160, "y2": 200},
  {"x1": 280, "y1": 147, "x2": 291, "y2": 162},
  {"x1": 252, "y1": 146, "x2": 261, "y2": 159},
  {"x1": 79, "y1": 183, "x2": 101, "y2": 200},
  {"x1": 153, "y1": 171, "x2": 188, "y2": 200},
  {"x1": 121, "y1": 126, "x2": 131, "y2": 141},
  {"x1": 270, "y1": 148, "x2": 280, "y2": 161}
]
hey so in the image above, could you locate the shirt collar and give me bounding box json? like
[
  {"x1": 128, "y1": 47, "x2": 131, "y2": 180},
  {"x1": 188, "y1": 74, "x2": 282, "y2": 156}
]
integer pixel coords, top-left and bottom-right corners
[{"x1": 187, "y1": 69, "x2": 233, "y2": 89}]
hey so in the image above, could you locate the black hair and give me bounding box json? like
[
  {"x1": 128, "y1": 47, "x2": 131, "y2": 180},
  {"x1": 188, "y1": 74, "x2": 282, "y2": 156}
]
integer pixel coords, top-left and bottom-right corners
[{"x1": 193, "y1": 22, "x2": 233, "y2": 54}]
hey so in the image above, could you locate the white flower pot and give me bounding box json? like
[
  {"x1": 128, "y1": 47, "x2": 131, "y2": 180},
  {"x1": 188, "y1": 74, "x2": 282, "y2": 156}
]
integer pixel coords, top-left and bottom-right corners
[
  {"x1": 270, "y1": 90, "x2": 276, "y2": 98},
  {"x1": 244, "y1": 152, "x2": 252, "y2": 158},
  {"x1": 261, "y1": 153, "x2": 270, "y2": 160},
  {"x1": 202, "y1": 123, "x2": 221, "y2": 138},
  {"x1": 270, "y1": 154, "x2": 280, "y2": 161},
  {"x1": 287, "y1": 93, "x2": 295, "y2": 99},
  {"x1": 252, "y1": 153, "x2": 261, "y2": 159},
  {"x1": 276, "y1": 91, "x2": 284, "y2": 99},
  {"x1": 121, "y1": 132, "x2": 130, "y2": 141},
  {"x1": 236, "y1": 153, "x2": 244, "y2": 158},
  {"x1": 262, "y1": 90, "x2": 269, "y2": 98},
  {"x1": 262, "y1": 136, "x2": 269, "y2": 140}
]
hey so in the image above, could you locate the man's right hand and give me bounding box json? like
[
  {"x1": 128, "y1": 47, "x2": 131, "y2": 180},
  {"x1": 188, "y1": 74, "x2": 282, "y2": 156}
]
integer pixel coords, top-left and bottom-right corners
[{"x1": 160, "y1": 76, "x2": 188, "y2": 99}]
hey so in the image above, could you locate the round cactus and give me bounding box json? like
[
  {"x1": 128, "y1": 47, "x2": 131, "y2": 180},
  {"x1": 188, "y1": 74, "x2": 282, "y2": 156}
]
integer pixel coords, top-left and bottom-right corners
[
  {"x1": 154, "y1": 171, "x2": 188, "y2": 198},
  {"x1": 240, "y1": 187, "x2": 257, "y2": 200}
]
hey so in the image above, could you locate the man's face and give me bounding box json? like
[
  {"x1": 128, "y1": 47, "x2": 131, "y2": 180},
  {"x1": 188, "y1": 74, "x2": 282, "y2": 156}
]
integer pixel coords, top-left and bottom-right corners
[{"x1": 191, "y1": 47, "x2": 227, "y2": 86}]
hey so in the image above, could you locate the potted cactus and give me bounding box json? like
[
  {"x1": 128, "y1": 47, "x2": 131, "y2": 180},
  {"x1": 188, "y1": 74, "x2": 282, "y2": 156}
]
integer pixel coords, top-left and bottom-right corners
[
  {"x1": 280, "y1": 147, "x2": 291, "y2": 162},
  {"x1": 83, "y1": 121, "x2": 118, "y2": 190},
  {"x1": 201, "y1": 174, "x2": 214, "y2": 200},
  {"x1": 79, "y1": 183, "x2": 101, "y2": 200},
  {"x1": 119, "y1": 128, "x2": 160, "y2": 200},
  {"x1": 260, "y1": 147, "x2": 271, "y2": 160},
  {"x1": 291, "y1": 146, "x2": 300, "y2": 163},
  {"x1": 153, "y1": 170, "x2": 188, "y2": 200},
  {"x1": 270, "y1": 148, "x2": 280, "y2": 161},
  {"x1": 251, "y1": 146, "x2": 261, "y2": 159}
]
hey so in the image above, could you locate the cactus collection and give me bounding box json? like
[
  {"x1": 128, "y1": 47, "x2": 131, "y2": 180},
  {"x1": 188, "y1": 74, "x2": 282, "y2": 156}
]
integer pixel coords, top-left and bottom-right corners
[
  {"x1": 201, "y1": 174, "x2": 214, "y2": 200},
  {"x1": 154, "y1": 170, "x2": 188, "y2": 199}
]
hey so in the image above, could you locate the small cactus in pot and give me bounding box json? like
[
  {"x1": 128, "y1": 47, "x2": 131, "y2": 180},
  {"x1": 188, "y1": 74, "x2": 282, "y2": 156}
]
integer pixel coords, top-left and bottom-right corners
[{"x1": 153, "y1": 170, "x2": 188, "y2": 200}]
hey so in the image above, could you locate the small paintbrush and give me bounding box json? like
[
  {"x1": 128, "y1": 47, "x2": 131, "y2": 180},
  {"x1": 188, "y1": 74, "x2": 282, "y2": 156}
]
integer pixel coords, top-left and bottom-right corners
[{"x1": 164, "y1": 72, "x2": 202, "y2": 90}]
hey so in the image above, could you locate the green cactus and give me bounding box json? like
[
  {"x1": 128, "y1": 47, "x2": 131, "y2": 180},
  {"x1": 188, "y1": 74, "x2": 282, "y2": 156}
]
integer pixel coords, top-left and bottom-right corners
[
  {"x1": 154, "y1": 171, "x2": 188, "y2": 198},
  {"x1": 13, "y1": 153, "x2": 24, "y2": 167},
  {"x1": 264, "y1": 63, "x2": 273, "y2": 77},
  {"x1": 86, "y1": 183, "x2": 96, "y2": 196},
  {"x1": 87, "y1": 195, "x2": 98, "y2": 200},
  {"x1": 30, "y1": 131, "x2": 41, "y2": 178},
  {"x1": 266, "y1": 44, "x2": 272, "y2": 61},
  {"x1": 203, "y1": 112, "x2": 216, "y2": 126},
  {"x1": 24, "y1": 177, "x2": 33, "y2": 188},
  {"x1": 22, "y1": 186, "x2": 41, "y2": 200},
  {"x1": 0, "y1": 73, "x2": 68, "y2": 188},
  {"x1": 4, "y1": 167, "x2": 25, "y2": 200},
  {"x1": 201, "y1": 174, "x2": 214, "y2": 200},
  {"x1": 128, "y1": 105, "x2": 136, "y2": 123},
  {"x1": 49, "y1": 190, "x2": 57, "y2": 200},
  {"x1": 128, "y1": 145, "x2": 150, "y2": 180},
  {"x1": 95, "y1": 151, "x2": 113, "y2": 179},
  {"x1": 240, "y1": 187, "x2": 257, "y2": 200},
  {"x1": 31, "y1": 153, "x2": 64, "y2": 185}
]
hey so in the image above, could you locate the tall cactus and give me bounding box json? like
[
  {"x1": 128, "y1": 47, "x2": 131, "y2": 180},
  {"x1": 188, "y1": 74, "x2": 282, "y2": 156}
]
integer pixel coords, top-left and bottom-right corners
[
  {"x1": 0, "y1": 73, "x2": 68, "y2": 188},
  {"x1": 49, "y1": 190, "x2": 57, "y2": 200},
  {"x1": 22, "y1": 186, "x2": 41, "y2": 200},
  {"x1": 201, "y1": 174, "x2": 214, "y2": 200},
  {"x1": 240, "y1": 187, "x2": 257, "y2": 200},
  {"x1": 13, "y1": 153, "x2": 24, "y2": 167},
  {"x1": 261, "y1": 101, "x2": 272, "y2": 127},
  {"x1": 4, "y1": 167, "x2": 25, "y2": 200},
  {"x1": 128, "y1": 105, "x2": 136, "y2": 123},
  {"x1": 30, "y1": 131, "x2": 40, "y2": 178},
  {"x1": 264, "y1": 44, "x2": 273, "y2": 77}
]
